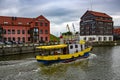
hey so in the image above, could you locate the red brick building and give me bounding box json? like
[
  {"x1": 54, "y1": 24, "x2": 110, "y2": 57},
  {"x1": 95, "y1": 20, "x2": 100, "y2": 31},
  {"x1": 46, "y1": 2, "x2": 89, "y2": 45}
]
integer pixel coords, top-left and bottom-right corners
[{"x1": 0, "y1": 15, "x2": 50, "y2": 43}]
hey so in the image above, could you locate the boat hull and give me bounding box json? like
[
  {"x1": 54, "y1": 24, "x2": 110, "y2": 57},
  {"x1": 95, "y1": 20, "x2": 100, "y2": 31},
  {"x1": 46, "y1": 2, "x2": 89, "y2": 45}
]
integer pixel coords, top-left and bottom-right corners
[{"x1": 37, "y1": 52, "x2": 90, "y2": 65}]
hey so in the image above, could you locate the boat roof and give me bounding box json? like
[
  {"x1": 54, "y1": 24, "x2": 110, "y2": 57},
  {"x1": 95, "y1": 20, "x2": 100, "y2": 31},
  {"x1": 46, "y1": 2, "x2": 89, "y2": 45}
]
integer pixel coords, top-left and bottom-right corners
[
  {"x1": 36, "y1": 44, "x2": 67, "y2": 50},
  {"x1": 79, "y1": 40, "x2": 85, "y2": 44}
]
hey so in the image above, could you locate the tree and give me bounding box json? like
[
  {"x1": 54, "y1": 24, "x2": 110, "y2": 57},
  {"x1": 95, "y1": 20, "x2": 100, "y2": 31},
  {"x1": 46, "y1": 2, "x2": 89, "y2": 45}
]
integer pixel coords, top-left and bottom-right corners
[{"x1": 62, "y1": 31, "x2": 72, "y2": 35}]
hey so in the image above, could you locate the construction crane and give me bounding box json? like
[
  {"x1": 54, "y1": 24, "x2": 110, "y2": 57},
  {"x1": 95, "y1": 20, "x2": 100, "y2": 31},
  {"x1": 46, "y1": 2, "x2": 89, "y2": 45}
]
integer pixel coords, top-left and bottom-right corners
[
  {"x1": 66, "y1": 24, "x2": 70, "y2": 32},
  {"x1": 72, "y1": 23, "x2": 76, "y2": 35}
]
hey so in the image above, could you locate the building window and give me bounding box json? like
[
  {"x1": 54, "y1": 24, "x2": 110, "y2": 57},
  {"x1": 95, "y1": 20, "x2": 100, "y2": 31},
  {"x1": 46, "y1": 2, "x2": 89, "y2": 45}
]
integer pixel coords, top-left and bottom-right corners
[
  {"x1": 17, "y1": 30, "x2": 20, "y2": 34},
  {"x1": 34, "y1": 27, "x2": 38, "y2": 33},
  {"x1": 27, "y1": 22, "x2": 29, "y2": 25},
  {"x1": 3, "y1": 29, "x2": 6, "y2": 34},
  {"x1": 28, "y1": 37, "x2": 30, "y2": 41},
  {"x1": 104, "y1": 37, "x2": 106, "y2": 41},
  {"x1": 98, "y1": 37, "x2": 101, "y2": 41},
  {"x1": 98, "y1": 22, "x2": 103, "y2": 24},
  {"x1": 40, "y1": 37, "x2": 43, "y2": 41},
  {"x1": 45, "y1": 37, "x2": 48, "y2": 41},
  {"x1": 4, "y1": 22, "x2": 8, "y2": 24},
  {"x1": 45, "y1": 30, "x2": 48, "y2": 34},
  {"x1": 108, "y1": 23, "x2": 112, "y2": 26},
  {"x1": 75, "y1": 45, "x2": 78, "y2": 48},
  {"x1": 8, "y1": 37, "x2": 11, "y2": 41},
  {"x1": 8, "y1": 29, "x2": 11, "y2": 34},
  {"x1": 84, "y1": 37, "x2": 86, "y2": 41},
  {"x1": 22, "y1": 37, "x2": 25, "y2": 42},
  {"x1": 18, "y1": 22, "x2": 22, "y2": 25},
  {"x1": 70, "y1": 45, "x2": 73, "y2": 49},
  {"x1": 18, "y1": 37, "x2": 20, "y2": 41},
  {"x1": 22, "y1": 30, "x2": 25, "y2": 34},
  {"x1": 40, "y1": 22, "x2": 43, "y2": 26},
  {"x1": 35, "y1": 22, "x2": 38, "y2": 26},
  {"x1": 28, "y1": 30, "x2": 30, "y2": 34},
  {"x1": 13, "y1": 37, "x2": 15, "y2": 41},
  {"x1": 40, "y1": 30, "x2": 43, "y2": 34},
  {"x1": 12, "y1": 30, "x2": 15, "y2": 34},
  {"x1": 45, "y1": 23, "x2": 48, "y2": 26},
  {"x1": 3, "y1": 37, "x2": 7, "y2": 41},
  {"x1": 109, "y1": 37, "x2": 112, "y2": 41}
]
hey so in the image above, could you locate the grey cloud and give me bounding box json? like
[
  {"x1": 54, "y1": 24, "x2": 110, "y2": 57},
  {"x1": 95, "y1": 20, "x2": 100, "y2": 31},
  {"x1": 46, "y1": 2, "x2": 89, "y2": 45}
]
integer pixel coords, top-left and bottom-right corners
[{"x1": 0, "y1": 0, "x2": 120, "y2": 26}]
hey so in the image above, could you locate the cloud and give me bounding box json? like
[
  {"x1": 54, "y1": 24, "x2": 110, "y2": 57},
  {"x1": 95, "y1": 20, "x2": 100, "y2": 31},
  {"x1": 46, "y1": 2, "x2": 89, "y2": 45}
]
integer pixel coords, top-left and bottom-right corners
[{"x1": 0, "y1": 0, "x2": 120, "y2": 36}]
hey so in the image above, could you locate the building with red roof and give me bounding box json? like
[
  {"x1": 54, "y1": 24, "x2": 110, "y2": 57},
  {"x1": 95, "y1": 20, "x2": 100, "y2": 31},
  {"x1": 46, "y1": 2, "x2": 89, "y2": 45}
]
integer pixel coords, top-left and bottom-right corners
[
  {"x1": 113, "y1": 28, "x2": 120, "y2": 40},
  {"x1": 114, "y1": 28, "x2": 120, "y2": 35},
  {"x1": 80, "y1": 10, "x2": 113, "y2": 42},
  {"x1": 0, "y1": 15, "x2": 50, "y2": 43}
]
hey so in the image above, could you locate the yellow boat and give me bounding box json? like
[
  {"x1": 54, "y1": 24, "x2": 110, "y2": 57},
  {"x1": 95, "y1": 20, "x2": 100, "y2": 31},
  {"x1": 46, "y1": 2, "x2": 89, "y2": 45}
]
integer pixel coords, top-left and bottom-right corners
[{"x1": 36, "y1": 39, "x2": 92, "y2": 65}]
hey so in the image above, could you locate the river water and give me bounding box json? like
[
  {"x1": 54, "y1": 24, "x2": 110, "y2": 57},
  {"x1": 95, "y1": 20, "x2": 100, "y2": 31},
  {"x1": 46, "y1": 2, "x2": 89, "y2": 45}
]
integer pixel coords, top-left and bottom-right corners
[{"x1": 0, "y1": 46, "x2": 120, "y2": 80}]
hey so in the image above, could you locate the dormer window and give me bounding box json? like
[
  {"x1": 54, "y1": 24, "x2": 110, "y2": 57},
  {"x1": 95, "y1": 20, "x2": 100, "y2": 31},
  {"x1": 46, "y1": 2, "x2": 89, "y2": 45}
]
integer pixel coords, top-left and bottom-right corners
[
  {"x1": 27, "y1": 22, "x2": 29, "y2": 25},
  {"x1": 4, "y1": 22, "x2": 8, "y2": 24},
  {"x1": 18, "y1": 22, "x2": 22, "y2": 24}
]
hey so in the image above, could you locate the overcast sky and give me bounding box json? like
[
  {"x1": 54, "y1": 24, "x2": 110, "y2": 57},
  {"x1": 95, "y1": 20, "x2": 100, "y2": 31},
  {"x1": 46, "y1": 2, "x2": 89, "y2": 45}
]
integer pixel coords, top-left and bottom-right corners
[{"x1": 0, "y1": 0, "x2": 120, "y2": 36}]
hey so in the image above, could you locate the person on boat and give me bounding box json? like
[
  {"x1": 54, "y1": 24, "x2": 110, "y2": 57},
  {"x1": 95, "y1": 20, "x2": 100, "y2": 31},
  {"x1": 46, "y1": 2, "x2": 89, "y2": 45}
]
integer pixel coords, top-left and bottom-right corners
[{"x1": 54, "y1": 51, "x2": 58, "y2": 55}]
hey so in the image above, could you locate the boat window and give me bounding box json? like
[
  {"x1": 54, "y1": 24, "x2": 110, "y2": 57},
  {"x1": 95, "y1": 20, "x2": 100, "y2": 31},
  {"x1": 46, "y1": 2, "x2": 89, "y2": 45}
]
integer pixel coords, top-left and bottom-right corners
[
  {"x1": 75, "y1": 45, "x2": 78, "y2": 48},
  {"x1": 70, "y1": 45, "x2": 73, "y2": 49}
]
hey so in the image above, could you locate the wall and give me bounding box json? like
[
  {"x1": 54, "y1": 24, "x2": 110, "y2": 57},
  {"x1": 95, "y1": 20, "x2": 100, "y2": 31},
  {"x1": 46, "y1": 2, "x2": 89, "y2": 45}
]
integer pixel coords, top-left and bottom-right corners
[{"x1": 80, "y1": 35, "x2": 113, "y2": 41}]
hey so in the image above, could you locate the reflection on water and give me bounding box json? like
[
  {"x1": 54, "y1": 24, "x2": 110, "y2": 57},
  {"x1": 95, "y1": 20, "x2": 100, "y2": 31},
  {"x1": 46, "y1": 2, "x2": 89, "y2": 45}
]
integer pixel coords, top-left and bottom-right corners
[
  {"x1": 0, "y1": 53, "x2": 35, "y2": 61},
  {"x1": 0, "y1": 46, "x2": 120, "y2": 80}
]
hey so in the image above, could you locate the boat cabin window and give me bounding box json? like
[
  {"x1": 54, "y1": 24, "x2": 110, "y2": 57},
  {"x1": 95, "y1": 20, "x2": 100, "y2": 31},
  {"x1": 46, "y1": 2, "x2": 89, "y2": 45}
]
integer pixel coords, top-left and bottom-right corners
[
  {"x1": 70, "y1": 45, "x2": 73, "y2": 49},
  {"x1": 75, "y1": 45, "x2": 78, "y2": 48}
]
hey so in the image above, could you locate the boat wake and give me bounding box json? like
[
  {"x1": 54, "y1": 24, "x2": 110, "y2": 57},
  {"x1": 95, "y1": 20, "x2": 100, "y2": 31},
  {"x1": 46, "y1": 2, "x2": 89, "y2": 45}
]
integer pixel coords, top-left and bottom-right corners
[{"x1": 88, "y1": 53, "x2": 97, "y2": 59}]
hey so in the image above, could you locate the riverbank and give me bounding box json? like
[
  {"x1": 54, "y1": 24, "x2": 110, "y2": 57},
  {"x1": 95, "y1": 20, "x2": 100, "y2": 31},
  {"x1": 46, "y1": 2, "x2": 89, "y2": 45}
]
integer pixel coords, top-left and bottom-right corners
[
  {"x1": 0, "y1": 42, "x2": 59, "y2": 56},
  {"x1": 0, "y1": 41, "x2": 120, "y2": 56},
  {"x1": 92, "y1": 41, "x2": 120, "y2": 47}
]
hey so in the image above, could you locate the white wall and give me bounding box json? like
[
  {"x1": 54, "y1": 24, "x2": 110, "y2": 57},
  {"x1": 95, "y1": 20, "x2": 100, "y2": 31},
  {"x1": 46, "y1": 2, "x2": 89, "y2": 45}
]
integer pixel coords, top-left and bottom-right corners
[{"x1": 80, "y1": 35, "x2": 113, "y2": 42}]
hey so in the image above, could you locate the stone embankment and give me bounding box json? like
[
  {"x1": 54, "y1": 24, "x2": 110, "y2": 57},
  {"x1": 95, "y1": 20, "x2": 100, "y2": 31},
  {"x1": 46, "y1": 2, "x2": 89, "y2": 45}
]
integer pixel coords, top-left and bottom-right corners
[{"x1": 0, "y1": 42, "x2": 59, "y2": 56}]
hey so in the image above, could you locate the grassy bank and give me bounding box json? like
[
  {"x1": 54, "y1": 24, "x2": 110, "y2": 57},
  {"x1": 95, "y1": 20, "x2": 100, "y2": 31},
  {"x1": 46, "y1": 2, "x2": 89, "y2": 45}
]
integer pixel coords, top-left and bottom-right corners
[{"x1": 50, "y1": 34, "x2": 60, "y2": 41}]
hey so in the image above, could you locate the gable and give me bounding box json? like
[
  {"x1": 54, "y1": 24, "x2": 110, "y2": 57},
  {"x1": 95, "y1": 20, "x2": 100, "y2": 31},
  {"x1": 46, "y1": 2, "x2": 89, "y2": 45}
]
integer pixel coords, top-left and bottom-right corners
[{"x1": 35, "y1": 15, "x2": 50, "y2": 23}]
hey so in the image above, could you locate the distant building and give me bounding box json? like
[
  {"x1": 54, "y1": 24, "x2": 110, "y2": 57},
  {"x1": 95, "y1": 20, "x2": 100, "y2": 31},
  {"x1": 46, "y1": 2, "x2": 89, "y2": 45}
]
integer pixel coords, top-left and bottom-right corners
[
  {"x1": 114, "y1": 28, "x2": 120, "y2": 40},
  {"x1": 0, "y1": 15, "x2": 50, "y2": 43},
  {"x1": 80, "y1": 10, "x2": 113, "y2": 42}
]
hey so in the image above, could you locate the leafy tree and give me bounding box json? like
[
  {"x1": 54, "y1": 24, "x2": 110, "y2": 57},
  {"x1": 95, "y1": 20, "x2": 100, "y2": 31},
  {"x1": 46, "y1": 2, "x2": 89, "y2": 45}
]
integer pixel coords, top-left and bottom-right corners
[{"x1": 62, "y1": 32, "x2": 72, "y2": 35}]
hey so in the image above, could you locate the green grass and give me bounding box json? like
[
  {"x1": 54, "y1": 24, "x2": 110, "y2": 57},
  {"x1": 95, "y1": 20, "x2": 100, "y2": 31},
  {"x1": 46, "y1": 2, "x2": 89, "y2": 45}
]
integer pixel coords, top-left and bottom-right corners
[{"x1": 50, "y1": 34, "x2": 60, "y2": 41}]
